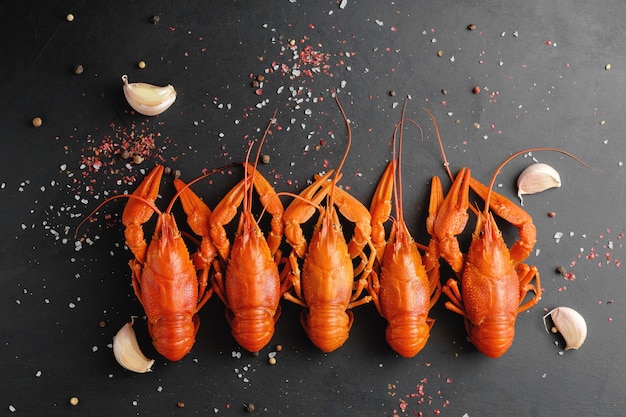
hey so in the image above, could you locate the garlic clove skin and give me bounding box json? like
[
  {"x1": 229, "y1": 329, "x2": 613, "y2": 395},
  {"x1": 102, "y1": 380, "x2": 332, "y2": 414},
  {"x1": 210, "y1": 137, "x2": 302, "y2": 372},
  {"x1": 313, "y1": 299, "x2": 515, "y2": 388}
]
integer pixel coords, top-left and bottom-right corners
[
  {"x1": 543, "y1": 306, "x2": 587, "y2": 350},
  {"x1": 122, "y1": 75, "x2": 176, "y2": 116},
  {"x1": 113, "y1": 317, "x2": 155, "y2": 373},
  {"x1": 517, "y1": 163, "x2": 561, "y2": 205}
]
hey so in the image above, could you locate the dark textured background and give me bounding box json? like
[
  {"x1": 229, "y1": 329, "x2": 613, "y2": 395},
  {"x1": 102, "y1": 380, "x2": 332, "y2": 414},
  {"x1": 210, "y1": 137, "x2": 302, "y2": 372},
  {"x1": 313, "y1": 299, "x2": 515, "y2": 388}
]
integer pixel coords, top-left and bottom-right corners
[{"x1": 2, "y1": 1, "x2": 625, "y2": 416}]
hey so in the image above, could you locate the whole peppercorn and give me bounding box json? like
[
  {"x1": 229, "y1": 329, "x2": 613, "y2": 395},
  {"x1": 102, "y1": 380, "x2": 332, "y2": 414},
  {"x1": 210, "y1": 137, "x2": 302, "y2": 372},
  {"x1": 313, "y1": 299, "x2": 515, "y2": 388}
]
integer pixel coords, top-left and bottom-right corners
[{"x1": 32, "y1": 117, "x2": 43, "y2": 127}]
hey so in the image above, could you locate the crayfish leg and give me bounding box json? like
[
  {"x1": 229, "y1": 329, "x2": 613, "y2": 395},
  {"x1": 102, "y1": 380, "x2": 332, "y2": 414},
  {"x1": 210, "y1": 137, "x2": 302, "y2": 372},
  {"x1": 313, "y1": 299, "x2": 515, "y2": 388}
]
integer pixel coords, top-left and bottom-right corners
[
  {"x1": 515, "y1": 263, "x2": 541, "y2": 313},
  {"x1": 123, "y1": 164, "x2": 164, "y2": 263},
  {"x1": 244, "y1": 163, "x2": 285, "y2": 256},
  {"x1": 469, "y1": 177, "x2": 536, "y2": 264},
  {"x1": 442, "y1": 278, "x2": 467, "y2": 318},
  {"x1": 432, "y1": 168, "x2": 471, "y2": 274}
]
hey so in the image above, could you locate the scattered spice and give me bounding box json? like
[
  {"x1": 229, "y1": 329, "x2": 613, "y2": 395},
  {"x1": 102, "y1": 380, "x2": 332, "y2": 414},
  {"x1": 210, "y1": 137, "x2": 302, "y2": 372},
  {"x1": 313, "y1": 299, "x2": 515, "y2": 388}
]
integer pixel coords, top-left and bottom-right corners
[
  {"x1": 177, "y1": 402, "x2": 185, "y2": 408},
  {"x1": 261, "y1": 154, "x2": 271, "y2": 164},
  {"x1": 32, "y1": 117, "x2": 43, "y2": 128},
  {"x1": 137, "y1": 61, "x2": 146, "y2": 69},
  {"x1": 98, "y1": 320, "x2": 107, "y2": 328},
  {"x1": 473, "y1": 86, "x2": 481, "y2": 94},
  {"x1": 69, "y1": 397, "x2": 79, "y2": 406},
  {"x1": 605, "y1": 63, "x2": 611, "y2": 70},
  {"x1": 66, "y1": 13, "x2": 75, "y2": 22},
  {"x1": 150, "y1": 15, "x2": 160, "y2": 24},
  {"x1": 133, "y1": 155, "x2": 144, "y2": 164},
  {"x1": 74, "y1": 64, "x2": 84, "y2": 75},
  {"x1": 275, "y1": 344, "x2": 283, "y2": 352},
  {"x1": 441, "y1": 89, "x2": 447, "y2": 95},
  {"x1": 389, "y1": 90, "x2": 396, "y2": 97},
  {"x1": 244, "y1": 403, "x2": 256, "y2": 412},
  {"x1": 268, "y1": 357, "x2": 277, "y2": 365},
  {"x1": 467, "y1": 23, "x2": 476, "y2": 30},
  {"x1": 548, "y1": 211, "x2": 556, "y2": 218},
  {"x1": 437, "y1": 50, "x2": 444, "y2": 57}
]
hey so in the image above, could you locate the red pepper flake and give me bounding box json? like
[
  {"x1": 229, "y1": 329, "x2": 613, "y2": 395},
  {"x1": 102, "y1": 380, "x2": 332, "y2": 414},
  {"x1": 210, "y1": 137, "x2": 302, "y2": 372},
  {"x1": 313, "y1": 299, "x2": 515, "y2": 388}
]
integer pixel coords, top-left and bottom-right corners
[{"x1": 398, "y1": 399, "x2": 407, "y2": 412}]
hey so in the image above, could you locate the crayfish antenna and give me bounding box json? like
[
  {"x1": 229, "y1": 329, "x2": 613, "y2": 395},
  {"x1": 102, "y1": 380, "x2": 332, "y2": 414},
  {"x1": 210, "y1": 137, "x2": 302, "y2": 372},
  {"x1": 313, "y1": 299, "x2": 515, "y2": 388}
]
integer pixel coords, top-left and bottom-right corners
[
  {"x1": 422, "y1": 107, "x2": 454, "y2": 183},
  {"x1": 330, "y1": 89, "x2": 352, "y2": 203},
  {"x1": 249, "y1": 109, "x2": 279, "y2": 223}
]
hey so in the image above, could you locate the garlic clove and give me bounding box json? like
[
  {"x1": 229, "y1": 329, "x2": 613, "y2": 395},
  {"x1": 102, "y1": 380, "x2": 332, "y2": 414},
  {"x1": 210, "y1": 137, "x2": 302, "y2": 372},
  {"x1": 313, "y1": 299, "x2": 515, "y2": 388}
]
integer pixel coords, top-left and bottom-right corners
[
  {"x1": 113, "y1": 317, "x2": 155, "y2": 373},
  {"x1": 121, "y1": 75, "x2": 176, "y2": 116},
  {"x1": 543, "y1": 306, "x2": 587, "y2": 350},
  {"x1": 517, "y1": 163, "x2": 561, "y2": 205}
]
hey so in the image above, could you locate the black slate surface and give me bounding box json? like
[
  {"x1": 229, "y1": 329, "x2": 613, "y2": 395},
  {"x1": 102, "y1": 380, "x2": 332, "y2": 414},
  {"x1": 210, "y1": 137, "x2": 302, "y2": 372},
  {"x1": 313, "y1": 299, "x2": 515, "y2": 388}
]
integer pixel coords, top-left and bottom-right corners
[{"x1": 1, "y1": 1, "x2": 625, "y2": 416}]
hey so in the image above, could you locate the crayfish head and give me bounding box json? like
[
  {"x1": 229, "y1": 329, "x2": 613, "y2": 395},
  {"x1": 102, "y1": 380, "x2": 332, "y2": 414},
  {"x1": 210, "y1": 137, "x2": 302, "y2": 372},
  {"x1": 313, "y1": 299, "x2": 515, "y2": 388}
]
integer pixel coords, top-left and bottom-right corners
[{"x1": 470, "y1": 211, "x2": 511, "y2": 271}]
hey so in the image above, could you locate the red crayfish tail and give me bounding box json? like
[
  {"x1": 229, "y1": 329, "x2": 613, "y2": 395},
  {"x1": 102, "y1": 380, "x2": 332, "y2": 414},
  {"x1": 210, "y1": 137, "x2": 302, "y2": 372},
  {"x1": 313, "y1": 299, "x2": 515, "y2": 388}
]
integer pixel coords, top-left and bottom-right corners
[
  {"x1": 468, "y1": 315, "x2": 515, "y2": 358},
  {"x1": 302, "y1": 308, "x2": 353, "y2": 353},
  {"x1": 148, "y1": 314, "x2": 198, "y2": 361},
  {"x1": 386, "y1": 318, "x2": 430, "y2": 358},
  {"x1": 227, "y1": 309, "x2": 277, "y2": 353}
]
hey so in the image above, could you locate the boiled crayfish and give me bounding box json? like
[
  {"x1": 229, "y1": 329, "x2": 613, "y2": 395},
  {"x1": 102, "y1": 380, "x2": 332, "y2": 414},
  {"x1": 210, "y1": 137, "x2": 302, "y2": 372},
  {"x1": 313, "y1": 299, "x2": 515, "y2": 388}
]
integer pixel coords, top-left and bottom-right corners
[
  {"x1": 283, "y1": 92, "x2": 376, "y2": 352},
  {"x1": 424, "y1": 108, "x2": 586, "y2": 358},
  {"x1": 368, "y1": 102, "x2": 441, "y2": 358},
  {"x1": 113, "y1": 165, "x2": 217, "y2": 361},
  {"x1": 178, "y1": 113, "x2": 291, "y2": 353}
]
